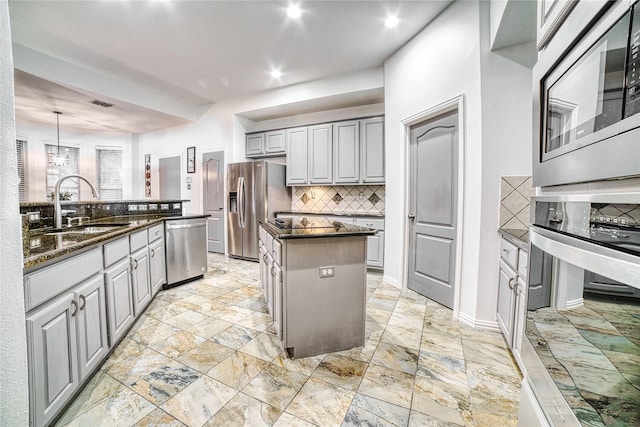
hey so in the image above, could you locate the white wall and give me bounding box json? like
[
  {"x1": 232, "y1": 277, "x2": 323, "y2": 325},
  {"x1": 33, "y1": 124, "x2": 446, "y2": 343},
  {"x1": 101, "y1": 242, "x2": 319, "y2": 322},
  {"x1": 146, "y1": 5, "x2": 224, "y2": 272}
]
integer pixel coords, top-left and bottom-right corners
[
  {"x1": 0, "y1": 1, "x2": 29, "y2": 424},
  {"x1": 384, "y1": 0, "x2": 532, "y2": 325},
  {"x1": 137, "y1": 67, "x2": 384, "y2": 215},
  {"x1": 16, "y1": 119, "x2": 134, "y2": 201}
]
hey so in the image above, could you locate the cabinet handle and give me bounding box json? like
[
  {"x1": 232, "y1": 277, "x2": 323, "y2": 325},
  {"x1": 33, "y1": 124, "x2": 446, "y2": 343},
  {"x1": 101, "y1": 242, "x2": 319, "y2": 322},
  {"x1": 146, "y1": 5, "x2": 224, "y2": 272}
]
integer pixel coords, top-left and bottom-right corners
[
  {"x1": 151, "y1": 248, "x2": 156, "y2": 258},
  {"x1": 133, "y1": 259, "x2": 139, "y2": 269},
  {"x1": 271, "y1": 267, "x2": 276, "y2": 277},
  {"x1": 508, "y1": 277, "x2": 514, "y2": 290},
  {"x1": 71, "y1": 300, "x2": 78, "y2": 317},
  {"x1": 78, "y1": 295, "x2": 86, "y2": 311}
]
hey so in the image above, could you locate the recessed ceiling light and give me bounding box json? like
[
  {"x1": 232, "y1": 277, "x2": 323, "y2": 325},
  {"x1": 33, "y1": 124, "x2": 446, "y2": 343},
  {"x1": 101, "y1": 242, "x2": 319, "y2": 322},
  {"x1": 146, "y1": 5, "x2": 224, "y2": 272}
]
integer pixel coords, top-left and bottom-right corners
[
  {"x1": 270, "y1": 70, "x2": 282, "y2": 79},
  {"x1": 385, "y1": 15, "x2": 399, "y2": 28},
  {"x1": 287, "y1": 4, "x2": 301, "y2": 19}
]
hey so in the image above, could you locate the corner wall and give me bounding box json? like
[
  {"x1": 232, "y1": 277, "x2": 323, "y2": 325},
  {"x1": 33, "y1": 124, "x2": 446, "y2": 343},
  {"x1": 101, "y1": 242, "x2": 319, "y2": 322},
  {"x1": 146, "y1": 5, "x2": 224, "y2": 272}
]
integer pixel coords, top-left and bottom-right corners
[
  {"x1": 0, "y1": 1, "x2": 29, "y2": 424},
  {"x1": 384, "y1": 0, "x2": 533, "y2": 325}
]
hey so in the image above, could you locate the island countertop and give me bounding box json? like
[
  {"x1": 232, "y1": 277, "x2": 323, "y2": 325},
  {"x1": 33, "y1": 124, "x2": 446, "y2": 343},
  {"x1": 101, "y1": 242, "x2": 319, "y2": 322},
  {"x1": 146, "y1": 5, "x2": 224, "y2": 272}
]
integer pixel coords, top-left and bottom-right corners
[{"x1": 259, "y1": 217, "x2": 376, "y2": 239}]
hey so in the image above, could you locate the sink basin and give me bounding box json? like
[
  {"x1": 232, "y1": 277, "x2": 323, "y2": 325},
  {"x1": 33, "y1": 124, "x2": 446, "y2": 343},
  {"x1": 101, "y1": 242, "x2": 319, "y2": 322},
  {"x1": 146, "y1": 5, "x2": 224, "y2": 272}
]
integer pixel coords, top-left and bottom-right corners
[{"x1": 45, "y1": 223, "x2": 130, "y2": 236}]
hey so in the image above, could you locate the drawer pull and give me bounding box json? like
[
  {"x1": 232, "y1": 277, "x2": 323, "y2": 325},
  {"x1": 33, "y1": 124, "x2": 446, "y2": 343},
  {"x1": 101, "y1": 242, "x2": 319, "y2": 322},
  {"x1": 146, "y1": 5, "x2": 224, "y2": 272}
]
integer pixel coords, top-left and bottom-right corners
[
  {"x1": 70, "y1": 300, "x2": 78, "y2": 317},
  {"x1": 78, "y1": 295, "x2": 86, "y2": 311},
  {"x1": 151, "y1": 248, "x2": 156, "y2": 258}
]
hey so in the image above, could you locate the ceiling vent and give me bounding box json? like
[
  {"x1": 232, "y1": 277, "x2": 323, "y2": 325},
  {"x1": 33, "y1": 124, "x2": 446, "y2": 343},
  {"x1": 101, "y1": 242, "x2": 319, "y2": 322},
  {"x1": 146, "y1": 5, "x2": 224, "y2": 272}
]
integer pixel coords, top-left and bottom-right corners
[{"x1": 90, "y1": 99, "x2": 114, "y2": 108}]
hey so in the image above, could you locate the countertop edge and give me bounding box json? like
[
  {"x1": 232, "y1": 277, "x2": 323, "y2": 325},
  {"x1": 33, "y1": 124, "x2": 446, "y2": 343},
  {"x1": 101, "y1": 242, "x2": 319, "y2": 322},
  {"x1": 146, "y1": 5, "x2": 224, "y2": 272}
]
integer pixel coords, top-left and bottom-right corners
[
  {"x1": 275, "y1": 211, "x2": 385, "y2": 218},
  {"x1": 498, "y1": 228, "x2": 529, "y2": 250},
  {"x1": 260, "y1": 220, "x2": 376, "y2": 239}
]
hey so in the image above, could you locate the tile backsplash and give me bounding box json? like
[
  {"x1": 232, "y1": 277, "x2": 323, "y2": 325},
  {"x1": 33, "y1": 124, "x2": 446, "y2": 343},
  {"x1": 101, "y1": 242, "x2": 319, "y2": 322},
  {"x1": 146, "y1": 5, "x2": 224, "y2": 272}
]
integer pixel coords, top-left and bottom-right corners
[
  {"x1": 499, "y1": 176, "x2": 532, "y2": 231},
  {"x1": 292, "y1": 185, "x2": 385, "y2": 215}
]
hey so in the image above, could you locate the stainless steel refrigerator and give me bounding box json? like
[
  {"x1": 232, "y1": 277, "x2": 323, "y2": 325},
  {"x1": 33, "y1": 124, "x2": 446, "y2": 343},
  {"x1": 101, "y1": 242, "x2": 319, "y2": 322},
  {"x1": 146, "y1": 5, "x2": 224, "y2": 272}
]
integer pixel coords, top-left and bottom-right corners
[{"x1": 227, "y1": 161, "x2": 291, "y2": 260}]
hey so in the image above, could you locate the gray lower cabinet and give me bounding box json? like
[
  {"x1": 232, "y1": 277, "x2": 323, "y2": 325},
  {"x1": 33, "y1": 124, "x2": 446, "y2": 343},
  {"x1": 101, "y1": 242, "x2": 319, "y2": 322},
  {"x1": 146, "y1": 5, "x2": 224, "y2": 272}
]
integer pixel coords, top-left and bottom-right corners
[
  {"x1": 131, "y1": 247, "x2": 151, "y2": 315},
  {"x1": 149, "y1": 238, "x2": 166, "y2": 296},
  {"x1": 74, "y1": 275, "x2": 109, "y2": 381},
  {"x1": 497, "y1": 259, "x2": 517, "y2": 340},
  {"x1": 272, "y1": 260, "x2": 283, "y2": 340},
  {"x1": 26, "y1": 292, "x2": 79, "y2": 427},
  {"x1": 354, "y1": 218, "x2": 385, "y2": 269},
  {"x1": 26, "y1": 272, "x2": 108, "y2": 427},
  {"x1": 105, "y1": 257, "x2": 135, "y2": 346}
]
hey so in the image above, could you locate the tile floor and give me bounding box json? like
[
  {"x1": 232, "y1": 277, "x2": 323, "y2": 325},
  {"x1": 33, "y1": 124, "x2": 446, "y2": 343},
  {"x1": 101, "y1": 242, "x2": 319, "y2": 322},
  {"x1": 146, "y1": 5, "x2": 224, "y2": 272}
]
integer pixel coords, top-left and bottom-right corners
[{"x1": 55, "y1": 254, "x2": 522, "y2": 427}]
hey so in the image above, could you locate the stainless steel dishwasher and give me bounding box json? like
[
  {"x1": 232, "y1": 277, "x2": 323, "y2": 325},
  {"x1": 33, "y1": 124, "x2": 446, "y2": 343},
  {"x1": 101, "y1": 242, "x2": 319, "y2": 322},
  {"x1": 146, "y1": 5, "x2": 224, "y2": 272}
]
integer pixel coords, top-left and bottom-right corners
[{"x1": 164, "y1": 217, "x2": 207, "y2": 288}]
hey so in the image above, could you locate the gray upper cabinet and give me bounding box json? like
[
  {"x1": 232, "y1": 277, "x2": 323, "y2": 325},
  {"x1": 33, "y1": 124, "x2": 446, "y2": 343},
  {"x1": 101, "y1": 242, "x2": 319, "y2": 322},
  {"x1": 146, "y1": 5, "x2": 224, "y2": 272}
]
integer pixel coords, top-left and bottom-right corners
[
  {"x1": 308, "y1": 124, "x2": 333, "y2": 184},
  {"x1": 246, "y1": 133, "x2": 265, "y2": 157},
  {"x1": 361, "y1": 117, "x2": 385, "y2": 183},
  {"x1": 333, "y1": 120, "x2": 360, "y2": 183},
  {"x1": 246, "y1": 130, "x2": 286, "y2": 157},
  {"x1": 26, "y1": 292, "x2": 79, "y2": 427},
  {"x1": 286, "y1": 127, "x2": 309, "y2": 185},
  {"x1": 282, "y1": 116, "x2": 384, "y2": 186}
]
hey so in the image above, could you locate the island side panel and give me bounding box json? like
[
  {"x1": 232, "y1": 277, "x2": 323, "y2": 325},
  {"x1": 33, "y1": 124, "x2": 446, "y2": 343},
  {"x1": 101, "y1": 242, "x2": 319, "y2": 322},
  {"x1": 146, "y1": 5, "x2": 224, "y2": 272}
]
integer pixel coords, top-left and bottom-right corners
[{"x1": 283, "y1": 235, "x2": 366, "y2": 358}]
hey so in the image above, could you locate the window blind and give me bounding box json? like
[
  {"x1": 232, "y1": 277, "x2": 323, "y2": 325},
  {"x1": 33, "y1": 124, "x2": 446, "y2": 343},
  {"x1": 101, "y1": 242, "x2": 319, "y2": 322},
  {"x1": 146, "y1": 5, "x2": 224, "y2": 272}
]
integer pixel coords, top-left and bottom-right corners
[
  {"x1": 16, "y1": 139, "x2": 29, "y2": 202},
  {"x1": 45, "y1": 144, "x2": 80, "y2": 200},
  {"x1": 96, "y1": 148, "x2": 123, "y2": 200}
]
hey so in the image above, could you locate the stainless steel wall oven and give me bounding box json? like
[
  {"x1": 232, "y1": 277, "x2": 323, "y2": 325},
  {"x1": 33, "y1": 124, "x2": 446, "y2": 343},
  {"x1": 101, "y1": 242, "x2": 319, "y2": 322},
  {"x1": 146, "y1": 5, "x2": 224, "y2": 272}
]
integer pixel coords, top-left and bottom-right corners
[
  {"x1": 533, "y1": 0, "x2": 640, "y2": 187},
  {"x1": 522, "y1": 195, "x2": 640, "y2": 425}
]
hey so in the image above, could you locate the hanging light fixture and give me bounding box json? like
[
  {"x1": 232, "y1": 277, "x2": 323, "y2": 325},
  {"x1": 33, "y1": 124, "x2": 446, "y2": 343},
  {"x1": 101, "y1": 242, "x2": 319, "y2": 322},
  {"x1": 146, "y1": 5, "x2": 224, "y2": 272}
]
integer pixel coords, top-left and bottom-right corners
[{"x1": 52, "y1": 111, "x2": 66, "y2": 167}]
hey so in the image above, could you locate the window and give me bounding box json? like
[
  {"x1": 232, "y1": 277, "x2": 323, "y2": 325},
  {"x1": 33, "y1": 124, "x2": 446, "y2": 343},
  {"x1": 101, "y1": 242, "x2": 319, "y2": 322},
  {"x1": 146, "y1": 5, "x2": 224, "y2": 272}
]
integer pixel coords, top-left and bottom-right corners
[
  {"x1": 16, "y1": 139, "x2": 28, "y2": 202},
  {"x1": 45, "y1": 144, "x2": 80, "y2": 200},
  {"x1": 96, "y1": 148, "x2": 123, "y2": 200}
]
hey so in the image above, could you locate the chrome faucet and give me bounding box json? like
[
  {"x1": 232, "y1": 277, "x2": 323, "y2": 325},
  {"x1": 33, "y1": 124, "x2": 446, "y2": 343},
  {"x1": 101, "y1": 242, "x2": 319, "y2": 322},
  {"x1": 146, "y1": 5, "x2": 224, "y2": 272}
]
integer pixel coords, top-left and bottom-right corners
[{"x1": 53, "y1": 175, "x2": 99, "y2": 229}]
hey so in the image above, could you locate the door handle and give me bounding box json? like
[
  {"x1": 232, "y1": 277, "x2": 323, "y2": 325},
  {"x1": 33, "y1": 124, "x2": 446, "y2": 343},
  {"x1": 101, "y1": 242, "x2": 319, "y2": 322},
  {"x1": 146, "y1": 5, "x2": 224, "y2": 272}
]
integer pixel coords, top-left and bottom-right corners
[{"x1": 408, "y1": 214, "x2": 416, "y2": 220}]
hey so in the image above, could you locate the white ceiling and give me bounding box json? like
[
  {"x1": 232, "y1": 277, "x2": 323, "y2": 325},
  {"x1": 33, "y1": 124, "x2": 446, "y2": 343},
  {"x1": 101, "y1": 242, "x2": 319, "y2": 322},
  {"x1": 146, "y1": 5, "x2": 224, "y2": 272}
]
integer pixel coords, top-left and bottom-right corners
[{"x1": 8, "y1": 0, "x2": 453, "y2": 133}]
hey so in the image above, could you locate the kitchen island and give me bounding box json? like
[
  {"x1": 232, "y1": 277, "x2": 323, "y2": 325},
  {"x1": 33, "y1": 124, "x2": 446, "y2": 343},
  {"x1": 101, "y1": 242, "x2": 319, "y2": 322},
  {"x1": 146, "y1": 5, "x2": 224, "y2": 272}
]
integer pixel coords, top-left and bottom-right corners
[{"x1": 259, "y1": 217, "x2": 375, "y2": 358}]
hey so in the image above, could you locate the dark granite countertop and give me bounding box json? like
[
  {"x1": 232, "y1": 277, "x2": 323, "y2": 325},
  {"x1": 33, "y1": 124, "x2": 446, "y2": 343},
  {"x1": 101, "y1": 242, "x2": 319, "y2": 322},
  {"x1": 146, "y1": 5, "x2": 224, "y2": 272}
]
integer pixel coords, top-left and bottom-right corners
[
  {"x1": 260, "y1": 218, "x2": 376, "y2": 239},
  {"x1": 23, "y1": 213, "x2": 208, "y2": 271},
  {"x1": 498, "y1": 228, "x2": 529, "y2": 250},
  {"x1": 19, "y1": 199, "x2": 190, "y2": 208},
  {"x1": 275, "y1": 211, "x2": 384, "y2": 218}
]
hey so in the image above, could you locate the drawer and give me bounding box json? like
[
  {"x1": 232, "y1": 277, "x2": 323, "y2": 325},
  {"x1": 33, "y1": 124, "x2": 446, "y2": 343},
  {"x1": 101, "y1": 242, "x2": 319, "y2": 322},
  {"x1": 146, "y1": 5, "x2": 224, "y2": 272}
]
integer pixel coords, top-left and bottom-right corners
[
  {"x1": 148, "y1": 223, "x2": 164, "y2": 243},
  {"x1": 104, "y1": 237, "x2": 130, "y2": 267},
  {"x1": 24, "y1": 248, "x2": 102, "y2": 312},
  {"x1": 500, "y1": 238, "x2": 518, "y2": 270},
  {"x1": 518, "y1": 250, "x2": 528, "y2": 278},
  {"x1": 130, "y1": 229, "x2": 148, "y2": 252},
  {"x1": 354, "y1": 218, "x2": 385, "y2": 231},
  {"x1": 272, "y1": 238, "x2": 282, "y2": 265}
]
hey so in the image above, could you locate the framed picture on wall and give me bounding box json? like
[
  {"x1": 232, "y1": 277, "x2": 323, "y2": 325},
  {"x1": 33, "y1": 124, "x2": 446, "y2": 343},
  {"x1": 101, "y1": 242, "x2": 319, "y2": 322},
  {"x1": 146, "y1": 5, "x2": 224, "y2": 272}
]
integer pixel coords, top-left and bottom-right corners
[{"x1": 187, "y1": 146, "x2": 195, "y2": 173}]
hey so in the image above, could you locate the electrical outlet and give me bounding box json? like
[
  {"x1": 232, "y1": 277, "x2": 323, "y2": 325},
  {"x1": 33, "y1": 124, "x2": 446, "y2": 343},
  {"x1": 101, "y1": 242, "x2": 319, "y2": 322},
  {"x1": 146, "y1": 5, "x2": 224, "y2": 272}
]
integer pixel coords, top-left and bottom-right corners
[
  {"x1": 359, "y1": 192, "x2": 365, "y2": 201},
  {"x1": 27, "y1": 211, "x2": 40, "y2": 223},
  {"x1": 319, "y1": 266, "x2": 335, "y2": 278}
]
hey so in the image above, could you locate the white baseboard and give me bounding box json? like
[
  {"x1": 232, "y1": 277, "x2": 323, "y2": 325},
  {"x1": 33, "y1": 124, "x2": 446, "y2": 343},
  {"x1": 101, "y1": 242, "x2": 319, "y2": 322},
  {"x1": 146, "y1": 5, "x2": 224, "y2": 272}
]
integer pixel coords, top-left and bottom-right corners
[
  {"x1": 457, "y1": 311, "x2": 500, "y2": 331},
  {"x1": 382, "y1": 275, "x2": 401, "y2": 288},
  {"x1": 565, "y1": 298, "x2": 584, "y2": 310}
]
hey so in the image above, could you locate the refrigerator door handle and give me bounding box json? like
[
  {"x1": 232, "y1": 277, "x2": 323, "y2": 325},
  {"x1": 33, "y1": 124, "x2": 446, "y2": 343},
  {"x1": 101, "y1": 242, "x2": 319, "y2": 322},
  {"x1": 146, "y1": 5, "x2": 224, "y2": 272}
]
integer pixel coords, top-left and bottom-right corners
[{"x1": 239, "y1": 176, "x2": 246, "y2": 228}]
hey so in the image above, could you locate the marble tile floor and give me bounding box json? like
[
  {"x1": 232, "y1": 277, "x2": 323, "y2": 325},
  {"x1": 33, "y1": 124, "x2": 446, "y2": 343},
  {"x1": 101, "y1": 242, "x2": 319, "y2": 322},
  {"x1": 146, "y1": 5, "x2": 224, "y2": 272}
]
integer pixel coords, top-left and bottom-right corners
[
  {"x1": 527, "y1": 297, "x2": 640, "y2": 426},
  {"x1": 55, "y1": 253, "x2": 522, "y2": 427}
]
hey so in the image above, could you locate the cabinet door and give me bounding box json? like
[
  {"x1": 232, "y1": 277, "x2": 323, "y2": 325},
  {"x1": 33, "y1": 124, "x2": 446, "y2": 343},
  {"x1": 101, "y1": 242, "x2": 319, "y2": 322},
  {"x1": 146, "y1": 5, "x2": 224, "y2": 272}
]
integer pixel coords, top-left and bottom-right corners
[
  {"x1": 246, "y1": 133, "x2": 265, "y2": 157},
  {"x1": 366, "y1": 231, "x2": 385, "y2": 269},
  {"x1": 26, "y1": 293, "x2": 79, "y2": 427},
  {"x1": 131, "y1": 247, "x2": 151, "y2": 315},
  {"x1": 259, "y1": 243, "x2": 268, "y2": 296},
  {"x1": 272, "y1": 262, "x2": 283, "y2": 340},
  {"x1": 286, "y1": 127, "x2": 309, "y2": 185},
  {"x1": 75, "y1": 275, "x2": 109, "y2": 382},
  {"x1": 308, "y1": 124, "x2": 333, "y2": 184},
  {"x1": 512, "y1": 276, "x2": 528, "y2": 362},
  {"x1": 105, "y1": 258, "x2": 135, "y2": 346},
  {"x1": 361, "y1": 117, "x2": 385, "y2": 183},
  {"x1": 333, "y1": 120, "x2": 360, "y2": 183},
  {"x1": 265, "y1": 253, "x2": 274, "y2": 317},
  {"x1": 149, "y1": 239, "x2": 166, "y2": 296},
  {"x1": 497, "y1": 259, "x2": 517, "y2": 343},
  {"x1": 265, "y1": 130, "x2": 286, "y2": 154}
]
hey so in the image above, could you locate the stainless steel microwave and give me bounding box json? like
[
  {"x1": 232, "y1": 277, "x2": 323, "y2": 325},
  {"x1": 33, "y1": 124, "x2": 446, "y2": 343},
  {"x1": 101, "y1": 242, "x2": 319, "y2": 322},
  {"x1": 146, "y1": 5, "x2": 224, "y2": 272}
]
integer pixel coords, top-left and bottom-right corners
[{"x1": 533, "y1": 0, "x2": 640, "y2": 187}]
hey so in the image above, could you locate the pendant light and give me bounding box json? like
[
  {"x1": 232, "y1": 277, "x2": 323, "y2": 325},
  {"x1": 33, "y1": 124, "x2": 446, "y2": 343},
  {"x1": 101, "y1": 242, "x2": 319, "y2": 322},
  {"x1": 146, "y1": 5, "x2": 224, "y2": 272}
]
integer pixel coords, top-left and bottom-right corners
[{"x1": 52, "y1": 111, "x2": 66, "y2": 167}]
